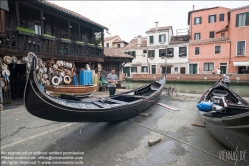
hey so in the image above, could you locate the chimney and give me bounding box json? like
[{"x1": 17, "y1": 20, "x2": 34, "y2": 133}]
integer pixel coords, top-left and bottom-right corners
[
  {"x1": 155, "y1": 22, "x2": 158, "y2": 31},
  {"x1": 193, "y1": 5, "x2": 195, "y2": 11},
  {"x1": 137, "y1": 35, "x2": 141, "y2": 47}
]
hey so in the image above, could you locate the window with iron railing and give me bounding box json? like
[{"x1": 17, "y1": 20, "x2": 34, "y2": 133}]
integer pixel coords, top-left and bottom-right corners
[
  {"x1": 179, "y1": 47, "x2": 187, "y2": 57},
  {"x1": 167, "y1": 48, "x2": 174, "y2": 57}
]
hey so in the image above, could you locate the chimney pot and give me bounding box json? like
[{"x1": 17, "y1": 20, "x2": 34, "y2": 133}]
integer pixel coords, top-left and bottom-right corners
[
  {"x1": 155, "y1": 22, "x2": 158, "y2": 31},
  {"x1": 193, "y1": 5, "x2": 195, "y2": 11}
]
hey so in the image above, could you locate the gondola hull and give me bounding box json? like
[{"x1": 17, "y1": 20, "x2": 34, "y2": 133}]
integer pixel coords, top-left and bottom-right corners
[
  {"x1": 197, "y1": 79, "x2": 249, "y2": 151},
  {"x1": 24, "y1": 53, "x2": 165, "y2": 122}
]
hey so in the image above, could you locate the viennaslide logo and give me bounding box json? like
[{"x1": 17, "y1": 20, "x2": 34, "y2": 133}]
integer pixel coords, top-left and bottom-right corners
[{"x1": 219, "y1": 146, "x2": 247, "y2": 165}]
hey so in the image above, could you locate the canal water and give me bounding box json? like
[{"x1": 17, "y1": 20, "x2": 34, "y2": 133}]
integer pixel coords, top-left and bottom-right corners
[{"x1": 123, "y1": 82, "x2": 249, "y2": 97}]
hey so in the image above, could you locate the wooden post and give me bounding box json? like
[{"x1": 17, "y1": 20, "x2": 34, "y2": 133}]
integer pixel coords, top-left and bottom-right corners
[
  {"x1": 15, "y1": 1, "x2": 20, "y2": 27},
  {"x1": 41, "y1": 11, "x2": 44, "y2": 34},
  {"x1": 0, "y1": 10, "x2": 6, "y2": 33},
  {"x1": 92, "y1": 29, "x2": 95, "y2": 44},
  {"x1": 101, "y1": 30, "x2": 104, "y2": 47},
  {"x1": 68, "y1": 20, "x2": 70, "y2": 39},
  {"x1": 78, "y1": 24, "x2": 80, "y2": 41}
]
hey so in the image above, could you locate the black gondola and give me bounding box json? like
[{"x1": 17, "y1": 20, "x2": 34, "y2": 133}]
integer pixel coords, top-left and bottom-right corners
[
  {"x1": 197, "y1": 78, "x2": 249, "y2": 151},
  {"x1": 24, "y1": 52, "x2": 166, "y2": 122}
]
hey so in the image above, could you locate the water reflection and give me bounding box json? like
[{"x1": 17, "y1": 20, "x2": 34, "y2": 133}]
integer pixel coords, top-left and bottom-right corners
[{"x1": 122, "y1": 82, "x2": 249, "y2": 97}]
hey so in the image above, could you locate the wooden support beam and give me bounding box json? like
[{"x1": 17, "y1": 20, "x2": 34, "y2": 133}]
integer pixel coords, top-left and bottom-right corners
[
  {"x1": 101, "y1": 30, "x2": 104, "y2": 47},
  {"x1": 41, "y1": 10, "x2": 44, "y2": 34},
  {"x1": 68, "y1": 20, "x2": 70, "y2": 39},
  {"x1": 78, "y1": 24, "x2": 80, "y2": 41},
  {"x1": 15, "y1": 1, "x2": 20, "y2": 27}
]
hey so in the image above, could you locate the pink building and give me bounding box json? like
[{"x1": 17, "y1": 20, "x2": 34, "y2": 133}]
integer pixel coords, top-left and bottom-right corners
[
  {"x1": 188, "y1": 6, "x2": 231, "y2": 74},
  {"x1": 228, "y1": 5, "x2": 249, "y2": 74}
]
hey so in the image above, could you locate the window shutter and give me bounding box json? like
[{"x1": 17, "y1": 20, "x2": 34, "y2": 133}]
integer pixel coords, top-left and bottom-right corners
[
  {"x1": 200, "y1": 17, "x2": 202, "y2": 24},
  {"x1": 246, "y1": 12, "x2": 249, "y2": 25},
  {"x1": 172, "y1": 48, "x2": 174, "y2": 56},
  {"x1": 214, "y1": 14, "x2": 216, "y2": 22},
  {"x1": 236, "y1": 14, "x2": 239, "y2": 27},
  {"x1": 159, "y1": 35, "x2": 161, "y2": 42},
  {"x1": 199, "y1": 33, "x2": 201, "y2": 40},
  {"x1": 208, "y1": 15, "x2": 210, "y2": 23},
  {"x1": 194, "y1": 18, "x2": 196, "y2": 25}
]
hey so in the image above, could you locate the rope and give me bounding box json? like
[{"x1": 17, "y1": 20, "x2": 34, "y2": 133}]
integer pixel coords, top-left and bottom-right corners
[{"x1": 128, "y1": 119, "x2": 236, "y2": 166}]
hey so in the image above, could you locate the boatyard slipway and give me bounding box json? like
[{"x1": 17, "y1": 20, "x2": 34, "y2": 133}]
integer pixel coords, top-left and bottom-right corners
[{"x1": 1, "y1": 90, "x2": 249, "y2": 166}]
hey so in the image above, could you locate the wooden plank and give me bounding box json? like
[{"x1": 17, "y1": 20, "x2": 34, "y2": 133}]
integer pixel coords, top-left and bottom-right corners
[
  {"x1": 15, "y1": 1, "x2": 20, "y2": 27},
  {"x1": 191, "y1": 123, "x2": 205, "y2": 128},
  {"x1": 157, "y1": 103, "x2": 180, "y2": 111}
]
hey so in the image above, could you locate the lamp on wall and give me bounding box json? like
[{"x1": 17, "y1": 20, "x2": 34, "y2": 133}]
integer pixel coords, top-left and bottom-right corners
[
  {"x1": 69, "y1": 25, "x2": 72, "y2": 28},
  {"x1": 42, "y1": 17, "x2": 45, "y2": 20}
]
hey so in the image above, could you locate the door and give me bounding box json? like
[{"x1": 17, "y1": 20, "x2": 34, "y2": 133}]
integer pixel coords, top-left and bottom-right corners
[
  {"x1": 161, "y1": 67, "x2": 166, "y2": 74},
  {"x1": 189, "y1": 64, "x2": 197, "y2": 74},
  {"x1": 166, "y1": 67, "x2": 171, "y2": 74},
  {"x1": 123, "y1": 67, "x2": 130, "y2": 77},
  {"x1": 151, "y1": 65, "x2": 156, "y2": 74},
  {"x1": 180, "y1": 67, "x2": 186, "y2": 74},
  {"x1": 220, "y1": 63, "x2": 227, "y2": 74}
]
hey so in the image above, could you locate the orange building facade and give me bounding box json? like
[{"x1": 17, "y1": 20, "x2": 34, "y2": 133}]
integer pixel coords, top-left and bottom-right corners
[
  {"x1": 228, "y1": 6, "x2": 249, "y2": 73},
  {"x1": 188, "y1": 5, "x2": 249, "y2": 74}
]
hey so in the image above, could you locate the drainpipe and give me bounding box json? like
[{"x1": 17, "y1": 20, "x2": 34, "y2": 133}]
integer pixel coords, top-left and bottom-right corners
[
  {"x1": 147, "y1": 47, "x2": 150, "y2": 74},
  {"x1": 229, "y1": 41, "x2": 231, "y2": 74}
]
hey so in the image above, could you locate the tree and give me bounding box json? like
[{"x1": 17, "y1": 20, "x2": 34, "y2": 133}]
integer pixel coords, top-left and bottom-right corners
[{"x1": 95, "y1": 32, "x2": 102, "y2": 46}]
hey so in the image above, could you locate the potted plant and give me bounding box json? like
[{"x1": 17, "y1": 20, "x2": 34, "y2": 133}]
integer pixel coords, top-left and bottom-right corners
[
  {"x1": 97, "y1": 45, "x2": 103, "y2": 49},
  {"x1": 42, "y1": 34, "x2": 56, "y2": 41},
  {"x1": 75, "y1": 41, "x2": 84, "y2": 45},
  {"x1": 87, "y1": 43, "x2": 95, "y2": 48},
  {"x1": 16, "y1": 27, "x2": 35, "y2": 36},
  {"x1": 61, "y1": 38, "x2": 71, "y2": 43}
]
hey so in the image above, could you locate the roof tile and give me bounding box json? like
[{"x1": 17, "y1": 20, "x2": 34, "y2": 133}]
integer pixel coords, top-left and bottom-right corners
[
  {"x1": 189, "y1": 37, "x2": 230, "y2": 45},
  {"x1": 104, "y1": 48, "x2": 134, "y2": 59},
  {"x1": 146, "y1": 26, "x2": 172, "y2": 33}
]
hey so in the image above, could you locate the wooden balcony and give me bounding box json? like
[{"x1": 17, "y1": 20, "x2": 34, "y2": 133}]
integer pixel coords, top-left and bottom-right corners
[{"x1": 0, "y1": 29, "x2": 104, "y2": 62}]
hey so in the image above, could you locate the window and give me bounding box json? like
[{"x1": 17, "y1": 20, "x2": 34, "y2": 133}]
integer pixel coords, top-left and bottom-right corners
[
  {"x1": 166, "y1": 48, "x2": 174, "y2": 57},
  {"x1": 194, "y1": 33, "x2": 200, "y2": 40},
  {"x1": 210, "y1": 31, "x2": 215, "y2": 38},
  {"x1": 117, "y1": 44, "x2": 120, "y2": 48},
  {"x1": 159, "y1": 34, "x2": 166, "y2": 42},
  {"x1": 237, "y1": 41, "x2": 245, "y2": 55},
  {"x1": 35, "y1": 24, "x2": 41, "y2": 35},
  {"x1": 179, "y1": 47, "x2": 187, "y2": 57},
  {"x1": 195, "y1": 47, "x2": 200, "y2": 55},
  {"x1": 151, "y1": 65, "x2": 156, "y2": 74},
  {"x1": 106, "y1": 43, "x2": 109, "y2": 47},
  {"x1": 175, "y1": 67, "x2": 178, "y2": 72},
  {"x1": 143, "y1": 50, "x2": 147, "y2": 53},
  {"x1": 236, "y1": 12, "x2": 249, "y2": 27},
  {"x1": 194, "y1": 17, "x2": 202, "y2": 25},
  {"x1": 209, "y1": 15, "x2": 216, "y2": 23},
  {"x1": 215, "y1": 46, "x2": 221, "y2": 54},
  {"x1": 219, "y1": 13, "x2": 224, "y2": 21},
  {"x1": 159, "y1": 49, "x2": 166, "y2": 57},
  {"x1": 221, "y1": 33, "x2": 225, "y2": 37},
  {"x1": 204, "y1": 63, "x2": 214, "y2": 71},
  {"x1": 142, "y1": 66, "x2": 148, "y2": 72},
  {"x1": 132, "y1": 51, "x2": 136, "y2": 57},
  {"x1": 131, "y1": 67, "x2": 137, "y2": 73},
  {"x1": 148, "y1": 50, "x2": 155, "y2": 57},
  {"x1": 149, "y1": 36, "x2": 154, "y2": 44}
]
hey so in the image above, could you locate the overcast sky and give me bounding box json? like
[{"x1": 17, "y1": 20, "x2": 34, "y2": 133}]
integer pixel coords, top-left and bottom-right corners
[{"x1": 49, "y1": 1, "x2": 249, "y2": 42}]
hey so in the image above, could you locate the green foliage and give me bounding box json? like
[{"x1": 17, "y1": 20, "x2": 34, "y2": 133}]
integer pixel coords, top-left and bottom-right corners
[
  {"x1": 16, "y1": 27, "x2": 35, "y2": 34},
  {"x1": 42, "y1": 34, "x2": 56, "y2": 38},
  {"x1": 95, "y1": 32, "x2": 102, "y2": 45}
]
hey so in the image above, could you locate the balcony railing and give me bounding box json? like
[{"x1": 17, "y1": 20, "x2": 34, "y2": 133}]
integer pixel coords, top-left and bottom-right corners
[{"x1": 0, "y1": 29, "x2": 104, "y2": 59}]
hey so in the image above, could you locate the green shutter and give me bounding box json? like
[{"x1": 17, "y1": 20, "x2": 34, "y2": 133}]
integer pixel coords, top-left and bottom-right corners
[
  {"x1": 200, "y1": 17, "x2": 202, "y2": 24},
  {"x1": 159, "y1": 35, "x2": 161, "y2": 42},
  {"x1": 236, "y1": 14, "x2": 239, "y2": 27},
  {"x1": 194, "y1": 18, "x2": 196, "y2": 25},
  {"x1": 246, "y1": 12, "x2": 249, "y2": 25},
  {"x1": 208, "y1": 16, "x2": 210, "y2": 23},
  {"x1": 214, "y1": 14, "x2": 216, "y2": 22}
]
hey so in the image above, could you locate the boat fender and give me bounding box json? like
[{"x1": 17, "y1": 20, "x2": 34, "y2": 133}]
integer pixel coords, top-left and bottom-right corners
[
  {"x1": 211, "y1": 104, "x2": 225, "y2": 112},
  {"x1": 197, "y1": 101, "x2": 213, "y2": 112},
  {"x1": 52, "y1": 76, "x2": 60, "y2": 86},
  {"x1": 64, "y1": 75, "x2": 71, "y2": 84}
]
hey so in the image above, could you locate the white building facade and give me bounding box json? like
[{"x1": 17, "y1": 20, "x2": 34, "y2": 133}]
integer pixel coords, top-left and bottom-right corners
[
  {"x1": 146, "y1": 22, "x2": 173, "y2": 74},
  {"x1": 122, "y1": 35, "x2": 148, "y2": 77}
]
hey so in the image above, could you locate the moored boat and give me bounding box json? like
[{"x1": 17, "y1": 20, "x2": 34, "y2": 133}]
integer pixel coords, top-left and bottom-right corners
[
  {"x1": 45, "y1": 84, "x2": 97, "y2": 97},
  {"x1": 24, "y1": 52, "x2": 166, "y2": 122},
  {"x1": 197, "y1": 78, "x2": 249, "y2": 151}
]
